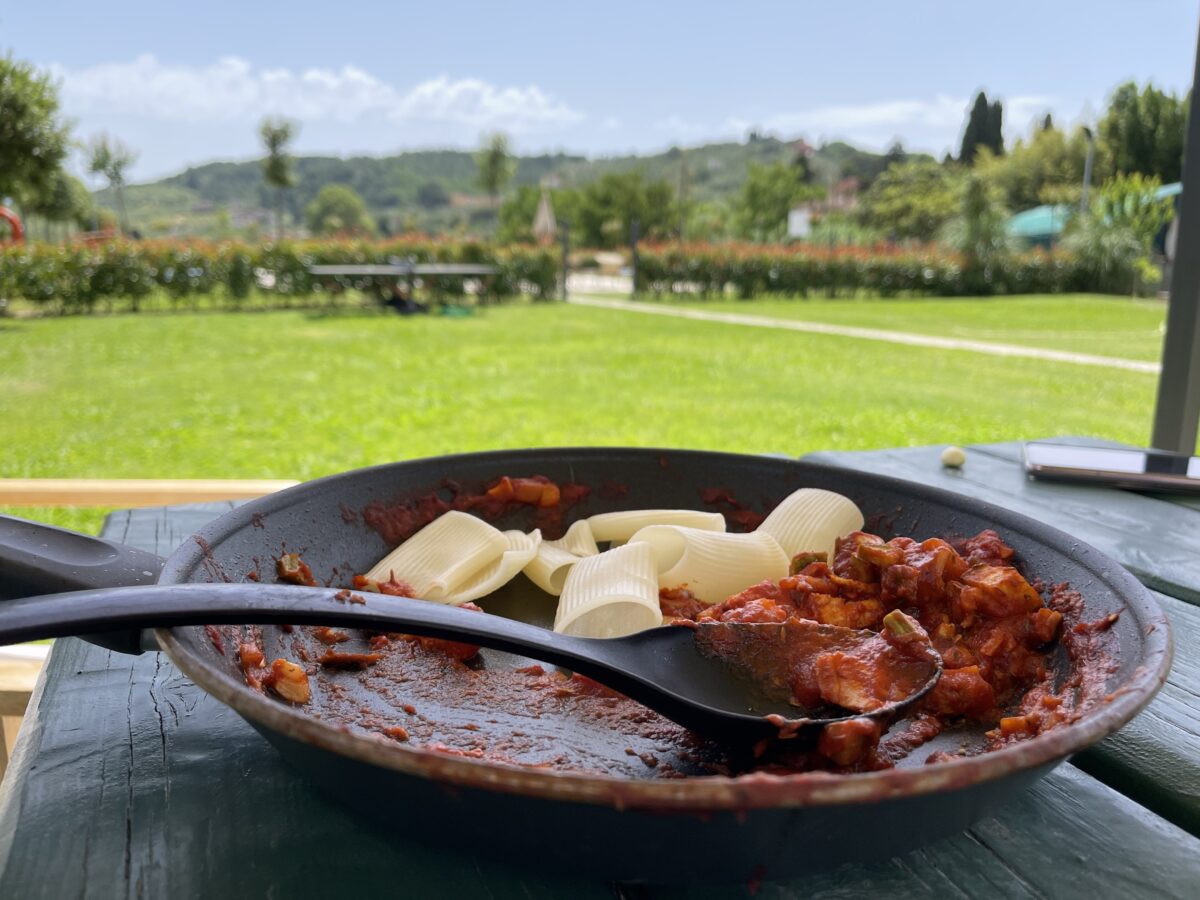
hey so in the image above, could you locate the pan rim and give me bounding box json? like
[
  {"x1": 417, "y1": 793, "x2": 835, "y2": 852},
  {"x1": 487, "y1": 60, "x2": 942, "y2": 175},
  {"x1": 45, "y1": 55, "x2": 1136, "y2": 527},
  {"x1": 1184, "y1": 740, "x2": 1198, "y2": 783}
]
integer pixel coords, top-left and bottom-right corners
[{"x1": 155, "y1": 447, "x2": 1173, "y2": 812}]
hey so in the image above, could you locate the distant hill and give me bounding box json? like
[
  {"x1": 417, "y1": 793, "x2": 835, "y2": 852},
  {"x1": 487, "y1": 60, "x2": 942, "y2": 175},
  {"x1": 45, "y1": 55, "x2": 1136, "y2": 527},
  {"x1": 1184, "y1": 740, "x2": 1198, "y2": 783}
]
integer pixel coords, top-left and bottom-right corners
[{"x1": 95, "y1": 137, "x2": 923, "y2": 239}]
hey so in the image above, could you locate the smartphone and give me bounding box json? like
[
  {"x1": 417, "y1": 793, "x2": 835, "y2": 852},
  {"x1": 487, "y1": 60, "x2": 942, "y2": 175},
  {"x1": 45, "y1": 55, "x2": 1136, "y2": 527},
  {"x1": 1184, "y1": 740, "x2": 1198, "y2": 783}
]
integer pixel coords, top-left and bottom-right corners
[{"x1": 1022, "y1": 441, "x2": 1200, "y2": 493}]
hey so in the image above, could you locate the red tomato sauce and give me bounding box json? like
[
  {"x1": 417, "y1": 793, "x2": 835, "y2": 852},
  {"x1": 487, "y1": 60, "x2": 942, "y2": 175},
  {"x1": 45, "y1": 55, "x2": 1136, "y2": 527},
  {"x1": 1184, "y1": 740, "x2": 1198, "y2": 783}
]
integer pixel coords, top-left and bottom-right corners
[{"x1": 216, "y1": 480, "x2": 1116, "y2": 778}]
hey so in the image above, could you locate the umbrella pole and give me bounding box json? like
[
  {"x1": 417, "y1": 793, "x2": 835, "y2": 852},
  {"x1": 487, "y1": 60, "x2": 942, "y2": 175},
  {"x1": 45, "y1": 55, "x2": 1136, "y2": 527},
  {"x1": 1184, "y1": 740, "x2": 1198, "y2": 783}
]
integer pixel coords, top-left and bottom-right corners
[{"x1": 1152, "y1": 20, "x2": 1200, "y2": 454}]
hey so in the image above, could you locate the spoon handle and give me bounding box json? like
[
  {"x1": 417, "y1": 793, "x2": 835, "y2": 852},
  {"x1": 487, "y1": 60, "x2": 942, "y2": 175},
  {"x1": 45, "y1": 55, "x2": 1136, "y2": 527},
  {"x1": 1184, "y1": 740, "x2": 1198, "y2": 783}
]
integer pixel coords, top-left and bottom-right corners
[{"x1": 0, "y1": 514, "x2": 165, "y2": 653}]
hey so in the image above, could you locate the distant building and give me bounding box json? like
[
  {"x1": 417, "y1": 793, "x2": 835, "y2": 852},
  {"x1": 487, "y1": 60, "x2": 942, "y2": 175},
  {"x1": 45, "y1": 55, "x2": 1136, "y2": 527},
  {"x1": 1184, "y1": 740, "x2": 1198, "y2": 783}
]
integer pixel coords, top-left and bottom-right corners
[
  {"x1": 787, "y1": 206, "x2": 812, "y2": 239},
  {"x1": 791, "y1": 139, "x2": 816, "y2": 159},
  {"x1": 450, "y1": 193, "x2": 493, "y2": 210},
  {"x1": 828, "y1": 177, "x2": 860, "y2": 211},
  {"x1": 787, "y1": 177, "x2": 860, "y2": 239}
]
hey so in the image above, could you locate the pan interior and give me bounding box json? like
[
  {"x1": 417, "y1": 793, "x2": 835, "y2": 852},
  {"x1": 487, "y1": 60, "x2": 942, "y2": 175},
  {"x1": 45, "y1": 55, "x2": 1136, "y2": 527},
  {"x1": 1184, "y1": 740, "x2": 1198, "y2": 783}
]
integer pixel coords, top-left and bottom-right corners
[{"x1": 156, "y1": 449, "x2": 1168, "y2": 791}]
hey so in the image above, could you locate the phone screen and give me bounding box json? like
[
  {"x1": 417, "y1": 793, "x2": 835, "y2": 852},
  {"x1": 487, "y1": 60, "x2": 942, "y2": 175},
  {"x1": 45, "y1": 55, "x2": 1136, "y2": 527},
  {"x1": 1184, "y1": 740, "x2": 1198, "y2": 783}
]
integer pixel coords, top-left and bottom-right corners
[{"x1": 1023, "y1": 442, "x2": 1200, "y2": 489}]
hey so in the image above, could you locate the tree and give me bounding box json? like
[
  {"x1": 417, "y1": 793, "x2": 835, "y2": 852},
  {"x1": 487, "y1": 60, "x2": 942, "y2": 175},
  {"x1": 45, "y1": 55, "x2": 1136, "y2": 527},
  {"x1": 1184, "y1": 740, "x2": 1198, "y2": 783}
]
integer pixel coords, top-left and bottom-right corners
[
  {"x1": 942, "y1": 173, "x2": 1010, "y2": 292},
  {"x1": 259, "y1": 117, "x2": 298, "y2": 239},
  {"x1": 416, "y1": 180, "x2": 450, "y2": 209},
  {"x1": 857, "y1": 159, "x2": 961, "y2": 241},
  {"x1": 304, "y1": 183, "x2": 374, "y2": 235},
  {"x1": 572, "y1": 171, "x2": 677, "y2": 248},
  {"x1": 959, "y1": 93, "x2": 987, "y2": 164},
  {"x1": 1097, "y1": 81, "x2": 1186, "y2": 183},
  {"x1": 884, "y1": 141, "x2": 907, "y2": 167},
  {"x1": 88, "y1": 135, "x2": 137, "y2": 234},
  {"x1": 734, "y1": 162, "x2": 823, "y2": 242},
  {"x1": 27, "y1": 169, "x2": 94, "y2": 236},
  {"x1": 959, "y1": 91, "x2": 1004, "y2": 164},
  {"x1": 475, "y1": 132, "x2": 515, "y2": 207},
  {"x1": 1065, "y1": 173, "x2": 1175, "y2": 294},
  {"x1": 1093, "y1": 173, "x2": 1174, "y2": 248},
  {"x1": 0, "y1": 54, "x2": 71, "y2": 207},
  {"x1": 986, "y1": 100, "x2": 1004, "y2": 156},
  {"x1": 976, "y1": 123, "x2": 1088, "y2": 210}
]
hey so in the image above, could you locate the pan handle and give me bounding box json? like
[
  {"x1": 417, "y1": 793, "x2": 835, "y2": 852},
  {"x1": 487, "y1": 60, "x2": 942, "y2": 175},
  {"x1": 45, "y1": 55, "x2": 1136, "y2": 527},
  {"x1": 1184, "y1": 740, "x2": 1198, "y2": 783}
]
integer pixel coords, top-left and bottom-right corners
[{"x1": 0, "y1": 515, "x2": 164, "y2": 655}]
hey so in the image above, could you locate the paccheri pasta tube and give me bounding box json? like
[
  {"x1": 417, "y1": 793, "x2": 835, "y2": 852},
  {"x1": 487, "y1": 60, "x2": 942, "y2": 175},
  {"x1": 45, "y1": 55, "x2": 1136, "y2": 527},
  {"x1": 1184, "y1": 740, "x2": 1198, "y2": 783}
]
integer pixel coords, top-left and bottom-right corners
[
  {"x1": 364, "y1": 511, "x2": 540, "y2": 605},
  {"x1": 554, "y1": 542, "x2": 663, "y2": 638},
  {"x1": 523, "y1": 519, "x2": 600, "y2": 595},
  {"x1": 627, "y1": 525, "x2": 790, "y2": 605},
  {"x1": 758, "y1": 488, "x2": 865, "y2": 560},
  {"x1": 525, "y1": 511, "x2": 724, "y2": 595},
  {"x1": 586, "y1": 509, "x2": 726, "y2": 544}
]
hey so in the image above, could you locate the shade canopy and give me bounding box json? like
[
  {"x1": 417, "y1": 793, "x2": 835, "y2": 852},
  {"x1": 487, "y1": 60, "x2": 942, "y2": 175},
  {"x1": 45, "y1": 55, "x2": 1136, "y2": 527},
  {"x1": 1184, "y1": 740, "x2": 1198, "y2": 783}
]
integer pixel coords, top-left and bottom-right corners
[{"x1": 1006, "y1": 204, "x2": 1071, "y2": 241}]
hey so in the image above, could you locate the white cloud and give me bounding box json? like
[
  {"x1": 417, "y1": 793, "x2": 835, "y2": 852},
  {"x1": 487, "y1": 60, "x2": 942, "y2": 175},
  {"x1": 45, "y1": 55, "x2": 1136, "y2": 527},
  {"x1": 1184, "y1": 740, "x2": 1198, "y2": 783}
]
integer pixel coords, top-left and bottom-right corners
[
  {"x1": 759, "y1": 95, "x2": 968, "y2": 134},
  {"x1": 1005, "y1": 95, "x2": 1058, "y2": 132},
  {"x1": 655, "y1": 114, "x2": 705, "y2": 136},
  {"x1": 51, "y1": 54, "x2": 582, "y2": 132},
  {"x1": 724, "y1": 93, "x2": 1056, "y2": 153}
]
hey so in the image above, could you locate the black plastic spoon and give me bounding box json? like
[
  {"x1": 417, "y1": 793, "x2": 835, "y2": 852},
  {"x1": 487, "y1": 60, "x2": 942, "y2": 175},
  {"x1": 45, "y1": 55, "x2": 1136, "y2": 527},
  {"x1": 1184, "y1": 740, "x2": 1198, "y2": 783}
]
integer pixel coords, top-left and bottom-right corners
[{"x1": 0, "y1": 582, "x2": 942, "y2": 742}]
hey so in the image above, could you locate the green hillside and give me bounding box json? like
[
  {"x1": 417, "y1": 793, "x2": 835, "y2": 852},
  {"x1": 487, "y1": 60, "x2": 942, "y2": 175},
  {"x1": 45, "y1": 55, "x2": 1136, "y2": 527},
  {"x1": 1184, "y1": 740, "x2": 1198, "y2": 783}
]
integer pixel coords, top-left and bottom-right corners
[{"x1": 95, "y1": 137, "x2": 917, "y2": 239}]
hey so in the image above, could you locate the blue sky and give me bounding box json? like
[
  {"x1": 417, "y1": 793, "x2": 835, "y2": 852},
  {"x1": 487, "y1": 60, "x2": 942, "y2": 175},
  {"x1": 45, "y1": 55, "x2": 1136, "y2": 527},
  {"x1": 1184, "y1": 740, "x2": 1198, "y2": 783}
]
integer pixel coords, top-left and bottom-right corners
[{"x1": 4, "y1": 0, "x2": 1198, "y2": 181}]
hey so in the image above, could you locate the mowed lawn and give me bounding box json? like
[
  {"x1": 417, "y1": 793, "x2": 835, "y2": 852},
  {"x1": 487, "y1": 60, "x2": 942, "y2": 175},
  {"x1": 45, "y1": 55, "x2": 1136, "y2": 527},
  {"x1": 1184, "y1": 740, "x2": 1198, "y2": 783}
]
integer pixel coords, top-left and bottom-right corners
[{"x1": 0, "y1": 294, "x2": 1162, "y2": 534}]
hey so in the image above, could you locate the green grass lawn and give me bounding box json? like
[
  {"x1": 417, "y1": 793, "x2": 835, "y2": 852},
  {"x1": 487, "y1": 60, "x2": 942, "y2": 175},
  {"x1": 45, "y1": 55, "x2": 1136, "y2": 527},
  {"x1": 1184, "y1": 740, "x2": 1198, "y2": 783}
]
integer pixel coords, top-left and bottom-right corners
[
  {"x1": 644, "y1": 293, "x2": 1168, "y2": 362},
  {"x1": 0, "y1": 294, "x2": 1164, "y2": 536}
]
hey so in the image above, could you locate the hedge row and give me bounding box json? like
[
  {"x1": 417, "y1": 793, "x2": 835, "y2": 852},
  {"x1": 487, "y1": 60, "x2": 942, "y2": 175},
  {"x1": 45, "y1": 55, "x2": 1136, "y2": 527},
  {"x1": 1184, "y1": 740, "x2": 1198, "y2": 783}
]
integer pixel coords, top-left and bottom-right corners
[
  {"x1": 0, "y1": 238, "x2": 562, "y2": 314},
  {"x1": 636, "y1": 243, "x2": 1093, "y2": 298},
  {"x1": 1, "y1": 237, "x2": 1124, "y2": 315}
]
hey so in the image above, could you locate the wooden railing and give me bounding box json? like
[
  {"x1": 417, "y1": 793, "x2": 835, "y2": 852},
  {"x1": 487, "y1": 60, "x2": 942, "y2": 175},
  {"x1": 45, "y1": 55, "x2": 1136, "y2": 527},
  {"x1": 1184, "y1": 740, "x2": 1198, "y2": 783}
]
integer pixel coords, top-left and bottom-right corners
[
  {"x1": 0, "y1": 645, "x2": 47, "y2": 781},
  {"x1": 0, "y1": 478, "x2": 300, "y2": 507}
]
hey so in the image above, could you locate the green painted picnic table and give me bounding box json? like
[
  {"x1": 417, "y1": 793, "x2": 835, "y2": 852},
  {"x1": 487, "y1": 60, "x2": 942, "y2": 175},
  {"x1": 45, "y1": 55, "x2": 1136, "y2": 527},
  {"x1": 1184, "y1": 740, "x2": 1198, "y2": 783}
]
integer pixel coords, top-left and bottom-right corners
[{"x1": 2, "y1": 437, "x2": 1199, "y2": 897}]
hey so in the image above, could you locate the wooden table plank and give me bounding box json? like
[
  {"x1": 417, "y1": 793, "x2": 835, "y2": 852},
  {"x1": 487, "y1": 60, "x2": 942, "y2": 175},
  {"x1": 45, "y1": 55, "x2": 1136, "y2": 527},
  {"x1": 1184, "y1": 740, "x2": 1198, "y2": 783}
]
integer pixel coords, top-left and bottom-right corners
[
  {"x1": 806, "y1": 440, "x2": 1200, "y2": 605},
  {"x1": 718, "y1": 765, "x2": 1200, "y2": 900},
  {"x1": 1, "y1": 501, "x2": 1198, "y2": 897},
  {"x1": 1073, "y1": 589, "x2": 1200, "y2": 834},
  {"x1": 807, "y1": 441, "x2": 1200, "y2": 836},
  {"x1": 4, "y1": 632, "x2": 1198, "y2": 898}
]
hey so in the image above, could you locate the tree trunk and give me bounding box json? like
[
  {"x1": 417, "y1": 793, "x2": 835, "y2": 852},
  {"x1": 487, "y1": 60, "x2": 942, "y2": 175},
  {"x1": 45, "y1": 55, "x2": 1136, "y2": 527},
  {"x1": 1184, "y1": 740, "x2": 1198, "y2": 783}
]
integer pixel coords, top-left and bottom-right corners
[{"x1": 277, "y1": 188, "x2": 285, "y2": 240}]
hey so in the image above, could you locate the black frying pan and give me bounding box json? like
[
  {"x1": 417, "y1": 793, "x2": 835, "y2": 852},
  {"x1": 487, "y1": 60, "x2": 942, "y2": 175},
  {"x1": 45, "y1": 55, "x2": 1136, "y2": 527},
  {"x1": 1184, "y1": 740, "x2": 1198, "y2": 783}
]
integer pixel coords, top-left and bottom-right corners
[{"x1": 0, "y1": 449, "x2": 1172, "y2": 883}]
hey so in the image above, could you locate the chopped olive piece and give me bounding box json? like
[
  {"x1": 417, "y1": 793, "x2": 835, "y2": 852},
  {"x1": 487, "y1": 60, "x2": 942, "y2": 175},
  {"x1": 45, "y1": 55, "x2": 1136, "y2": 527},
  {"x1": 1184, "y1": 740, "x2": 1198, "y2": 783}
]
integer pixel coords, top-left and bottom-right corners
[{"x1": 788, "y1": 551, "x2": 828, "y2": 575}]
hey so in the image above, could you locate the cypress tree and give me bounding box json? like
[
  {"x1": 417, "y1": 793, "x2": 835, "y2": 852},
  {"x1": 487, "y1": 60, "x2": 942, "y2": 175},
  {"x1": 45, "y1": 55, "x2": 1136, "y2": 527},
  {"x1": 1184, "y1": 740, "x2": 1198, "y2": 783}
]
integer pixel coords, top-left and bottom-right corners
[
  {"x1": 987, "y1": 99, "x2": 1005, "y2": 155},
  {"x1": 959, "y1": 92, "x2": 990, "y2": 164}
]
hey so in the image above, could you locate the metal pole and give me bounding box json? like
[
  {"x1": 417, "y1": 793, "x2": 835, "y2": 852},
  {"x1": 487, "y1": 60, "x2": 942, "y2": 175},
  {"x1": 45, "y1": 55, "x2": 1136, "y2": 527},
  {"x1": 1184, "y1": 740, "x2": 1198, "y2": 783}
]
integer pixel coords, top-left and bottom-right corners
[
  {"x1": 1151, "y1": 21, "x2": 1200, "y2": 454},
  {"x1": 560, "y1": 219, "x2": 570, "y2": 301},
  {"x1": 630, "y1": 217, "x2": 640, "y2": 297}
]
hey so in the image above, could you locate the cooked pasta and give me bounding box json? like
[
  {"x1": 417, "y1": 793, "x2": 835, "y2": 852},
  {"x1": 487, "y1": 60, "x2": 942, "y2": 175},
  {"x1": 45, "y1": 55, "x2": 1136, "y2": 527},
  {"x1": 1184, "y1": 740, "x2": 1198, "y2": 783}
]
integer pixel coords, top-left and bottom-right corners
[
  {"x1": 522, "y1": 519, "x2": 601, "y2": 595},
  {"x1": 587, "y1": 509, "x2": 726, "y2": 544},
  {"x1": 524, "y1": 542, "x2": 583, "y2": 595},
  {"x1": 551, "y1": 518, "x2": 600, "y2": 557},
  {"x1": 628, "y1": 525, "x2": 789, "y2": 604},
  {"x1": 554, "y1": 542, "x2": 663, "y2": 638},
  {"x1": 440, "y1": 530, "x2": 542, "y2": 605},
  {"x1": 364, "y1": 511, "x2": 539, "y2": 605},
  {"x1": 758, "y1": 488, "x2": 865, "y2": 560},
  {"x1": 361, "y1": 483, "x2": 862, "y2": 619}
]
